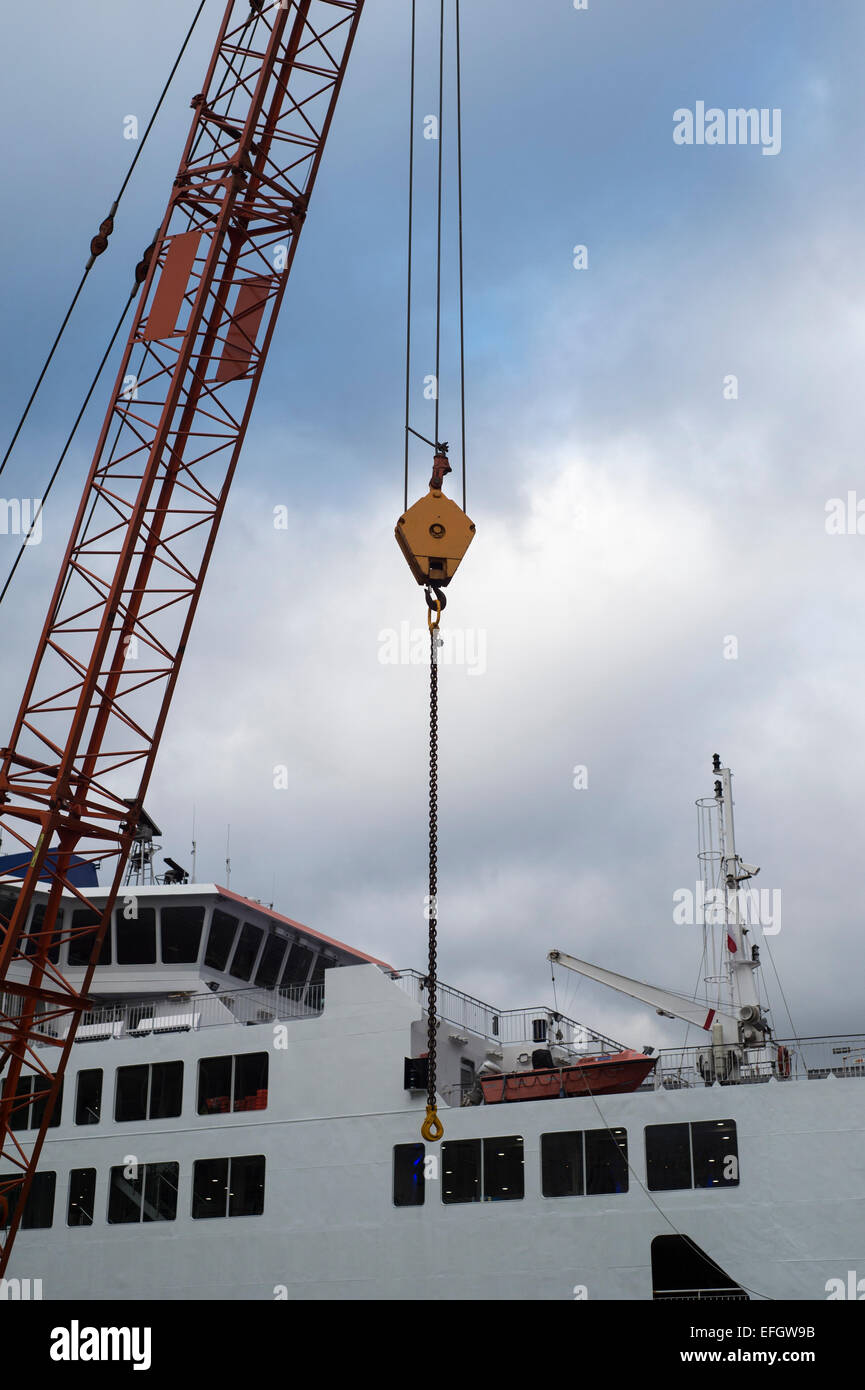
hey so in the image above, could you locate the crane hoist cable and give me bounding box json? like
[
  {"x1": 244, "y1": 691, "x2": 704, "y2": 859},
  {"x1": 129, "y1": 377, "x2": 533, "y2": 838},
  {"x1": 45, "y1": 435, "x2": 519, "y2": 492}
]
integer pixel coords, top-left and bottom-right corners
[{"x1": 397, "y1": 0, "x2": 472, "y2": 1145}]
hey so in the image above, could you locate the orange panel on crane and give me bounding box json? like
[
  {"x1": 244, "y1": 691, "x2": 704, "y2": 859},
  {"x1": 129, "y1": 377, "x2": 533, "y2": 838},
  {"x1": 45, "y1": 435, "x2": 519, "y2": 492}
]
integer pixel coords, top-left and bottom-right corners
[
  {"x1": 142, "y1": 230, "x2": 203, "y2": 340},
  {"x1": 216, "y1": 276, "x2": 271, "y2": 381}
]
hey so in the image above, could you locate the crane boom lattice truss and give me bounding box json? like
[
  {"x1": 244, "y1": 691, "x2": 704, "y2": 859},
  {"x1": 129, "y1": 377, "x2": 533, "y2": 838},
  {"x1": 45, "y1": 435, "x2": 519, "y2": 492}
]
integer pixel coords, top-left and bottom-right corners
[{"x1": 0, "y1": 0, "x2": 363, "y2": 1273}]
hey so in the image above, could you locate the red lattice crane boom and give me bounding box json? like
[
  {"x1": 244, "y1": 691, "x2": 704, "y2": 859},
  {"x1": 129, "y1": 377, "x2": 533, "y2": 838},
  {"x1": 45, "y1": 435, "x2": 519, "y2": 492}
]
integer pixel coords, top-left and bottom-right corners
[{"x1": 0, "y1": 0, "x2": 364, "y2": 1274}]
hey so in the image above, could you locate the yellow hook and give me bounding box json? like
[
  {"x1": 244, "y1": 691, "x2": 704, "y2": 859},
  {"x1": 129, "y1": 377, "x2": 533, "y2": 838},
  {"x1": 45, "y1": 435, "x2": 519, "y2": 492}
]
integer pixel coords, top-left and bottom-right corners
[
  {"x1": 421, "y1": 1104, "x2": 444, "y2": 1142},
  {"x1": 427, "y1": 596, "x2": 442, "y2": 631}
]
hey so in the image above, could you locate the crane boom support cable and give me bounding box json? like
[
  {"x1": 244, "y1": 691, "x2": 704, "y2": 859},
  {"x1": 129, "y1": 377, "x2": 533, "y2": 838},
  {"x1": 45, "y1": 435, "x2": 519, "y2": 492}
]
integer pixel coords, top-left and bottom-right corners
[{"x1": 0, "y1": 0, "x2": 209, "y2": 489}]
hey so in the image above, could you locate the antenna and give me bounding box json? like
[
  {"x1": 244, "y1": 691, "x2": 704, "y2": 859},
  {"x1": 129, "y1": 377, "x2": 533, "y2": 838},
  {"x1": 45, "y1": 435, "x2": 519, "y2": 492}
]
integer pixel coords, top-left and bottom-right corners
[
  {"x1": 191, "y1": 804, "x2": 197, "y2": 885},
  {"x1": 225, "y1": 824, "x2": 231, "y2": 890}
]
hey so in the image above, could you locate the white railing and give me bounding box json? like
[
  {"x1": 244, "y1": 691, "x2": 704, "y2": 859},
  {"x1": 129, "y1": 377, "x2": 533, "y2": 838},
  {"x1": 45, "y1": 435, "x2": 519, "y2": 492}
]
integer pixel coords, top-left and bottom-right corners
[
  {"x1": 28, "y1": 982, "x2": 324, "y2": 1046},
  {"x1": 389, "y1": 969, "x2": 625, "y2": 1050},
  {"x1": 652, "y1": 1035, "x2": 865, "y2": 1089}
]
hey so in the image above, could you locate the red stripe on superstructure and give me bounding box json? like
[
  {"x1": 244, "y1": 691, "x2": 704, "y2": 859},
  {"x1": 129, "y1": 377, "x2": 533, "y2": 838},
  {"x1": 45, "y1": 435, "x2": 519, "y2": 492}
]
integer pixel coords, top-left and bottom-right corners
[
  {"x1": 704, "y1": 1008, "x2": 716, "y2": 1030},
  {"x1": 214, "y1": 884, "x2": 393, "y2": 971}
]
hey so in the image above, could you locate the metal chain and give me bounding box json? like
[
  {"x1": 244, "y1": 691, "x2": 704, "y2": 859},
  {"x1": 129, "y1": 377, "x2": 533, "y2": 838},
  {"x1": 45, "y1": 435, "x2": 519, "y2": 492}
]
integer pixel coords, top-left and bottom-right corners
[{"x1": 427, "y1": 616, "x2": 439, "y2": 1117}]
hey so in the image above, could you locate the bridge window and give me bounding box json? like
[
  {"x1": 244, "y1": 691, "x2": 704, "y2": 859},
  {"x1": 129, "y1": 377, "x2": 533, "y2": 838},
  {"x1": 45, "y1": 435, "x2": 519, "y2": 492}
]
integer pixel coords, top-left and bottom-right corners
[
  {"x1": 115, "y1": 1061, "x2": 183, "y2": 1122},
  {"x1": 24, "y1": 904, "x2": 62, "y2": 963},
  {"x1": 280, "y1": 943, "x2": 313, "y2": 989},
  {"x1": 68, "y1": 909, "x2": 112, "y2": 966},
  {"x1": 192, "y1": 1155, "x2": 265, "y2": 1218},
  {"x1": 442, "y1": 1136, "x2": 524, "y2": 1204},
  {"x1": 197, "y1": 1052, "x2": 268, "y2": 1114},
  {"x1": 108, "y1": 1161, "x2": 179, "y2": 1224},
  {"x1": 114, "y1": 907, "x2": 157, "y2": 964},
  {"x1": 645, "y1": 1120, "x2": 738, "y2": 1191},
  {"x1": 230, "y1": 922, "x2": 263, "y2": 981},
  {"x1": 1, "y1": 1171, "x2": 56, "y2": 1230},
  {"x1": 7, "y1": 1075, "x2": 63, "y2": 1132},
  {"x1": 541, "y1": 1128, "x2": 628, "y2": 1196},
  {"x1": 75, "y1": 1069, "x2": 102, "y2": 1125},
  {"x1": 204, "y1": 909, "x2": 239, "y2": 970},
  {"x1": 254, "y1": 935, "x2": 287, "y2": 988},
  {"x1": 160, "y1": 905, "x2": 204, "y2": 963},
  {"x1": 393, "y1": 1143, "x2": 425, "y2": 1206},
  {"x1": 67, "y1": 1168, "x2": 96, "y2": 1227}
]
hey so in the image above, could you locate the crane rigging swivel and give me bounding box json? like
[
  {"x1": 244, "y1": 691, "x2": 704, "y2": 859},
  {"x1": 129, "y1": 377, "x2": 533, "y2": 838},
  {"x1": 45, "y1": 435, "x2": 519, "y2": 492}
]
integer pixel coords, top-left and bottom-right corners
[{"x1": 0, "y1": 0, "x2": 364, "y2": 1275}]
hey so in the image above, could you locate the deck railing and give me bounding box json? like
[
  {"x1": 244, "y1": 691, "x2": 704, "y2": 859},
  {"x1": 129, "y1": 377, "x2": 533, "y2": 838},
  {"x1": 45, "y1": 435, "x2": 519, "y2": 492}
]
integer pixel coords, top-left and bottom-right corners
[
  {"x1": 11, "y1": 982, "x2": 324, "y2": 1047},
  {"x1": 651, "y1": 1035, "x2": 865, "y2": 1089},
  {"x1": 389, "y1": 969, "x2": 626, "y2": 1050}
]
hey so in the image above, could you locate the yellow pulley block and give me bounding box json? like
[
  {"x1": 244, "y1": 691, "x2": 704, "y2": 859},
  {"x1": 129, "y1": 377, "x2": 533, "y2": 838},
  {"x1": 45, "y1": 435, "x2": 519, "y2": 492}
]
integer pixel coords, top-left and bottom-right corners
[{"x1": 395, "y1": 451, "x2": 476, "y2": 590}]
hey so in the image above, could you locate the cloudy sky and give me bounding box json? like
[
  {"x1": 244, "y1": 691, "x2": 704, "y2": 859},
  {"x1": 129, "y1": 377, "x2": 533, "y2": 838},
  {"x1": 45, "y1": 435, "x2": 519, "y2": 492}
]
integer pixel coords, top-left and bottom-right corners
[{"x1": 1, "y1": 0, "x2": 863, "y2": 1049}]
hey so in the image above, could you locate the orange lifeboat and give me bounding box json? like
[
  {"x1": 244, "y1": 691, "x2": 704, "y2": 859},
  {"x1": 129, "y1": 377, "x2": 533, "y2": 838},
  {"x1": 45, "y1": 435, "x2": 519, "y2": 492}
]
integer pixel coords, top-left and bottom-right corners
[{"x1": 479, "y1": 1049, "x2": 656, "y2": 1104}]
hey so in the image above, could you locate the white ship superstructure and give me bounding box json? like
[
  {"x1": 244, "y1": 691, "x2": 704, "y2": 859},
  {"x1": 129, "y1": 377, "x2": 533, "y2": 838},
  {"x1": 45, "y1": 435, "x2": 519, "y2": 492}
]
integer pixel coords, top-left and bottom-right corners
[{"x1": 2, "y1": 762, "x2": 864, "y2": 1301}]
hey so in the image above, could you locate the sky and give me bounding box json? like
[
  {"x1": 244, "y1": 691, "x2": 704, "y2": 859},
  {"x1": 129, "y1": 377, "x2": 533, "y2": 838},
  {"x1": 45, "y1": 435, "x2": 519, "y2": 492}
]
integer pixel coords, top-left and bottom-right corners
[{"x1": 1, "y1": 0, "x2": 864, "y2": 1050}]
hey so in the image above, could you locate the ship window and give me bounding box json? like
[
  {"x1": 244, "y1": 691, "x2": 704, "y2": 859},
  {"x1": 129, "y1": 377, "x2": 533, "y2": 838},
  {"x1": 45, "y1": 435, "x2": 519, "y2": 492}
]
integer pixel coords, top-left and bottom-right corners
[
  {"x1": 532, "y1": 1018, "x2": 547, "y2": 1043},
  {"x1": 393, "y1": 1143, "x2": 425, "y2": 1206},
  {"x1": 68, "y1": 908, "x2": 112, "y2": 966},
  {"x1": 197, "y1": 1052, "x2": 268, "y2": 1114},
  {"x1": 645, "y1": 1123, "x2": 691, "y2": 1192},
  {"x1": 114, "y1": 907, "x2": 157, "y2": 964},
  {"x1": 7, "y1": 1075, "x2": 63, "y2": 1132},
  {"x1": 205, "y1": 909, "x2": 239, "y2": 970},
  {"x1": 442, "y1": 1139, "x2": 481, "y2": 1204},
  {"x1": 160, "y1": 905, "x2": 204, "y2": 963},
  {"x1": 67, "y1": 1168, "x2": 96, "y2": 1227},
  {"x1": 2, "y1": 1170, "x2": 57, "y2": 1230},
  {"x1": 191, "y1": 1155, "x2": 265, "y2": 1218},
  {"x1": 75, "y1": 1069, "x2": 102, "y2": 1125},
  {"x1": 280, "y1": 943, "x2": 313, "y2": 989},
  {"x1": 107, "y1": 1161, "x2": 179, "y2": 1224},
  {"x1": 115, "y1": 1061, "x2": 183, "y2": 1122},
  {"x1": 255, "y1": 935, "x2": 287, "y2": 988},
  {"x1": 483, "y1": 1136, "x2": 524, "y2": 1200},
  {"x1": 692, "y1": 1119, "x2": 738, "y2": 1189},
  {"x1": 230, "y1": 922, "x2": 263, "y2": 981},
  {"x1": 585, "y1": 1128, "x2": 628, "y2": 1194},
  {"x1": 541, "y1": 1131, "x2": 584, "y2": 1198},
  {"x1": 24, "y1": 903, "x2": 62, "y2": 963},
  {"x1": 644, "y1": 1120, "x2": 739, "y2": 1191}
]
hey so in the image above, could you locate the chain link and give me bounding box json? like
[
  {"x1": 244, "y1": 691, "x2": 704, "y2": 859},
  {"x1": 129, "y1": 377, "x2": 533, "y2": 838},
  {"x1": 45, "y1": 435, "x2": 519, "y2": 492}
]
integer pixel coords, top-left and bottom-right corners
[{"x1": 427, "y1": 618, "x2": 439, "y2": 1117}]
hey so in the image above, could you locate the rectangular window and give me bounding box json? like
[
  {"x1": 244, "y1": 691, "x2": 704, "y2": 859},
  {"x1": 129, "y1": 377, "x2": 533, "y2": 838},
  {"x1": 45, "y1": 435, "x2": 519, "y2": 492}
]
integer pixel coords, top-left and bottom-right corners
[
  {"x1": 191, "y1": 1155, "x2": 265, "y2": 1219},
  {"x1": 7, "y1": 1075, "x2": 62, "y2": 1132},
  {"x1": 393, "y1": 1143, "x2": 425, "y2": 1207},
  {"x1": 1, "y1": 1171, "x2": 56, "y2": 1230},
  {"x1": 254, "y1": 935, "x2": 287, "y2": 989},
  {"x1": 24, "y1": 904, "x2": 62, "y2": 963},
  {"x1": 115, "y1": 1061, "x2": 183, "y2": 1121},
  {"x1": 160, "y1": 905, "x2": 204, "y2": 963},
  {"x1": 442, "y1": 1139, "x2": 482, "y2": 1204},
  {"x1": 230, "y1": 922, "x2": 263, "y2": 981},
  {"x1": 644, "y1": 1119, "x2": 739, "y2": 1191},
  {"x1": 68, "y1": 908, "x2": 112, "y2": 966},
  {"x1": 585, "y1": 1127, "x2": 628, "y2": 1194},
  {"x1": 197, "y1": 1053, "x2": 268, "y2": 1114},
  {"x1": 75, "y1": 1069, "x2": 103, "y2": 1125},
  {"x1": 541, "y1": 1130, "x2": 584, "y2": 1198},
  {"x1": 279, "y1": 943, "x2": 313, "y2": 989},
  {"x1": 67, "y1": 1168, "x2": 96, "y2": 1227},
  {"x1": 541, "y1": 1128, "x2": 628, "y2": 1197},
  {"x1": 645, "y1": 1122, "x2": 692, "y2": 1192},
  {"x1": 483, "y1": 1136, "x2": 524, "y2": 1201},
  {"x1": 107, "y1": 1162, "x2": 178, "y2": 1224},
  {"x1": 204, "y1": 909, "x2": 238, "y2": 970},
  {"x1": 114, "y1": 907, "x2": 157, "y2": 964},
  {"x1": 691, "y1": 1119, "x2": 738, "y2": 1189}
]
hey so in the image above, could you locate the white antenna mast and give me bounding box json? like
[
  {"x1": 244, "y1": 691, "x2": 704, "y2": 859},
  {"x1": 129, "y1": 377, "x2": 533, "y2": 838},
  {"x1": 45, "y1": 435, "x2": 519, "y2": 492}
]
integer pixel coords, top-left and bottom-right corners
[
  {"x1": 225, "y1": 824, "x2": 231, "y2": 890},
  {"x1": 191, "y1": 804, "x2": 197, "y2": 885},
  {"x1": 711, "y1": 754, "x2": 766, "y2": 1041}
]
